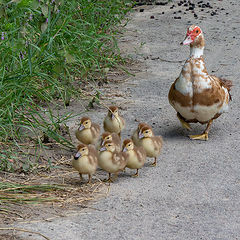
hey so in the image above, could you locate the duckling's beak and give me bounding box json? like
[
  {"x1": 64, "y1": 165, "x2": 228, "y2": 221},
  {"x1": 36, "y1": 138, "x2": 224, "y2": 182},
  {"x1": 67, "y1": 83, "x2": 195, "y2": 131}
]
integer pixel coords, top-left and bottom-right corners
[
  {"x1": 181, "y1": 35, "x2": 193, "y2": 45},
  {"x1": 138, "y1": 133, "x2": 144, "y2": 139},
  {"x1": 111, "y1": 114, "x2": 115, "y2": 120},
  {"x1": 99, "y1": 146, "x2": 107, "y2": 152},
  {"x1": 122, "y1": 147, "x2": 127, "y2": 152},
  {"x1": 78, "y1": 124, "x2": 85, "y2": 131},
  {"x1": 74, "y1": 152, "x2": 81, "y2": 160},
  {"x1": 101, "y1": 140, "x2": 105, "y2": 146}
]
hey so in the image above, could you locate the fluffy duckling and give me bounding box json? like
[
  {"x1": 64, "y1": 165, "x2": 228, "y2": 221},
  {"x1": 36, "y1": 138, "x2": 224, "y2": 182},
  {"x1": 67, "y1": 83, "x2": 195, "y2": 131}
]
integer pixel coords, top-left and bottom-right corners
[
  {"x1": 138, "y1": 126, "x2": 163, "y2": 166},
  {"x1": 122, "y1": 139, "x2": 146, "y2": 177},
  {"x1": 131, "y1": 122, "x2": 153, "y2": 147},
  {"x1": 99, "y1": 140, "x2": 127, "y2": 182},
  {"x1": 103, "y1": 106, "x2": 125, "y2": 138},
  {"x1": 75, "y1": 117, "x2": 100, "y2": 145},
  {"x1": 100, "y1": 132, "x2": 121, "y2": 152},
  {"x1": 72, "y1": 144, "x2": 98, "y2": 183}
]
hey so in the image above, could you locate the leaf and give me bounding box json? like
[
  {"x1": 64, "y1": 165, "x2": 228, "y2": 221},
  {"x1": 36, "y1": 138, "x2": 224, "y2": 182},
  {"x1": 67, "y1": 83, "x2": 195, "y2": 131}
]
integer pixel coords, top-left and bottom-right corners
[
  {"x1": 41, "y1": 22, "x2": 48, "y2": 33},
  {"x1": 31, "y1": 0, "x2": 39, "y2": 10},
  {"x1": 65, "y1": 52, "x2": 75, "y2": 63},
  {"x1": 41, "y1": 5, "x2": 48, "y2": 17}
]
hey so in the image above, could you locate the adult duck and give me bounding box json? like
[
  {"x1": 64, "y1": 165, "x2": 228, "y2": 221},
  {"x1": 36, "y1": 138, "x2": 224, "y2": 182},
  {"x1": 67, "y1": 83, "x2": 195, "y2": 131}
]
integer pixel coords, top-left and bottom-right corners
[{"x1": 168, "y1": 25, "x2": 232, "y2": 140}]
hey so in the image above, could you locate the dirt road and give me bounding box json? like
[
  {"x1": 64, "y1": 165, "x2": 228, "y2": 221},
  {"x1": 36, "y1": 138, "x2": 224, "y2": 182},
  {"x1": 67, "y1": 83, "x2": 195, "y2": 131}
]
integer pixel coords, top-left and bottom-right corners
[{"x1": 15, "y1": 1, "x2": 240, "y2": 239}]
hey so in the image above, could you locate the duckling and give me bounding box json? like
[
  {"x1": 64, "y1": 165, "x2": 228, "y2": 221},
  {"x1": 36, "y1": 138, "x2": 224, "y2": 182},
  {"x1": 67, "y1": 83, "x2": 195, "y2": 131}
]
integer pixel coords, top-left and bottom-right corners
[
  {"x1": 131, "y1": 122, "x2": 153, "y2": 147},
  {"x1": 138, "y1": 126, "x2": 163, "y2": 166},
  {"x1": 103, "y1": 106, "x2": 125, "y2": 138},
  {"x1": 99, "y1": 140, "x2": 127, "y2": 182},
  {"x1": 122, "y1": 139, "x2": 146, "y2": 177},
  {"x1": 100, "y1": 132, "x2": 121, "y2": 152},
  {"x1": 75, "y1": 117, "x2": 100, "y2": 145},
  {"x1": 72, "y1": 144, "x2": 98, "y2": 183}
]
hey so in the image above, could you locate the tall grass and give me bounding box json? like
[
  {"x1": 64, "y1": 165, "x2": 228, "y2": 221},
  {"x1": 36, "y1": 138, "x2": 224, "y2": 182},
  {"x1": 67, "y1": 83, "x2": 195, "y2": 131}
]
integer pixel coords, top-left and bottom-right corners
[{"x1": 0, "y1": 0, "x2": 132, "y2": 171}]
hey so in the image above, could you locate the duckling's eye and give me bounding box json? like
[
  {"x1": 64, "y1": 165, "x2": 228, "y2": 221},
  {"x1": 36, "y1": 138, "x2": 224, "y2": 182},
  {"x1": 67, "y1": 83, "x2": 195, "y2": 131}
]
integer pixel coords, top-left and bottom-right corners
[
  {"x1": 196, "y1": 30, "x2": 199, "y2": 33},
  {"x1": 145, "y1": 131, "x2": 148, "y2": 133},
  {"x1": 107, "y1": 137, "x2": 110, "y2": 139}
]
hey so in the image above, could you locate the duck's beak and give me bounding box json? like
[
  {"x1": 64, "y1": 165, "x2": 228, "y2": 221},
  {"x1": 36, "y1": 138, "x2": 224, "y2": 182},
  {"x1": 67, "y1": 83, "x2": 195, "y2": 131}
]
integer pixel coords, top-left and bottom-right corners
[
  {"x1": 78, "y1": 124, "x2": 84, "y2": 131},
  {"x1": 122, "y1": 147, "x2": 127, "y2": 152},
  {"x1": 181, "y1": 35, "x2": 193, "y2": 45},
  {"x1": 99, "y1": 146, "x2": 107, "y2": 152},
  {"x1": 74, "y1": 152, "x2": 81, "y2": 160},
  {"x1": 138, "y1": 133, "x2": 144, "y2": 139}
]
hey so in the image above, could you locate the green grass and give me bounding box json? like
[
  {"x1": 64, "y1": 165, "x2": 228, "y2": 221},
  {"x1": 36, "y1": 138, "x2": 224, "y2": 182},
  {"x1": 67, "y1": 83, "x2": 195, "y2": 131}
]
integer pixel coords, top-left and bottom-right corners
[{"x1": 0, "y1": 0, "x2": 133, "y2": 171}]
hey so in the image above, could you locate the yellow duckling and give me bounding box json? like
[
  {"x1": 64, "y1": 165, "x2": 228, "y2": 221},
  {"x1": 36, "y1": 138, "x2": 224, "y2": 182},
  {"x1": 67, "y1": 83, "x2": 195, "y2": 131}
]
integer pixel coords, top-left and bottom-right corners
[
  {"x1": 75, "y1": 116, "x2": 100, "y2": 145},
  {"x1": 100, "y1": 132, "x2": 121, "y2": 152},
  {"x1": 138, "y1": 126, "x2": 163, "y2": 166},
  {"x1": 131, "y1": 122, "x2": 153, "y2": 147},
  {"x1": 103, "y1": 106, "x2": 125, "y2": 138},
  {"x1": 122, "y1": 139, "x2": 146, "y2": 177},
  {"x1": 72, "y1": 144, "x2": 98, "y2": 183},
  {"x1": 99, "y1": 140, "x2": 127, "y2": 182}
]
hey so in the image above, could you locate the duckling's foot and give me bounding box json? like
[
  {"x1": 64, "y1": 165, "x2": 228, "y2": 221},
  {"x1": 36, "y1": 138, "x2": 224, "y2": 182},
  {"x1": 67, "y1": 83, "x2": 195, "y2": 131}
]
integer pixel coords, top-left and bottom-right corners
[
  {"x1": 189, "y1": 132, "x2": 208, "y2": 141},
  {"x1": 87, "y1": 174, "x2": 92, "y2": 184},
  {"x1": 103, "y1": 173, "x2": 113, "y2": 183},
  {"x1": 177, "y1": 113, "x2": 191, "y2": 130},
  {"x1": 150, "y1": 158, "x2": 157, "y2": 167},
  {"x1": 132, "y1": 169, "x2": 139, "y2": 177}
]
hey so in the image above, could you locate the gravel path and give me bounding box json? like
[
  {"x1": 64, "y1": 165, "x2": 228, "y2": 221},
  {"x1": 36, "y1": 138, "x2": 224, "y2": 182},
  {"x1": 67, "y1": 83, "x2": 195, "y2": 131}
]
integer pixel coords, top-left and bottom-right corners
[{"x1": 15, "y1": 1, "x2": 240, "y2": 239}]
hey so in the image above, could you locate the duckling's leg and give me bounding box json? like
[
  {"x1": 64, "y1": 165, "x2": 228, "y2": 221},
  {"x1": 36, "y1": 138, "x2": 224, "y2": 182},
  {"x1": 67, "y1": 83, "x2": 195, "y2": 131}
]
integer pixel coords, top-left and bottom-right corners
[
  {"x1": 177, "y1": 113, "x2": 191, "y2": 130},
  {"x1": 104, "y1": 173, "x2": 113, "y2": 183},
  {"x1": 189, "y1": 119, "x2": 213, "y2": 141},
  {"x1": 151, "y1": 157, "x2": 157, "y2": 167},
  {"x1": 132, "y1": 169, "x2": 139, "y2": 177},
  {"x1": 79, "y1": 173, "x2": 83, "y2": 181},
  {"x1": 87, "y1": 174, "x2": 92, "y2": 184}
]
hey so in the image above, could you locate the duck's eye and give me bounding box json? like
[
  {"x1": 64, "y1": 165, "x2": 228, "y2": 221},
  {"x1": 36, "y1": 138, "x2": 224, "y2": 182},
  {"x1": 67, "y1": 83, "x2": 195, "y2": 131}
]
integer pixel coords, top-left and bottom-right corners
[{"x1": 196, "y1": 30, "x2": 199, "y2": 33}]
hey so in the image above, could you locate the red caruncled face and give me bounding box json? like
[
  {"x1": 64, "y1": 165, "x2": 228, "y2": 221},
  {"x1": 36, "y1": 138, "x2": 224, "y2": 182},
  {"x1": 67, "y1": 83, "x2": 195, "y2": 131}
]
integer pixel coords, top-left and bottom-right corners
[{"x1": 182, "y1": 26, "x2": 202, "y2": 45}]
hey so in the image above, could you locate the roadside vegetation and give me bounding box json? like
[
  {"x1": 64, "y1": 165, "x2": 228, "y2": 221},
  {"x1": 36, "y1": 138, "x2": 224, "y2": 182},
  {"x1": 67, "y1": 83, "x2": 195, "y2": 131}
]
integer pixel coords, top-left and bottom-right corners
[{"x1": 0, "y1": 0, "x2": 133, "y2": 172}]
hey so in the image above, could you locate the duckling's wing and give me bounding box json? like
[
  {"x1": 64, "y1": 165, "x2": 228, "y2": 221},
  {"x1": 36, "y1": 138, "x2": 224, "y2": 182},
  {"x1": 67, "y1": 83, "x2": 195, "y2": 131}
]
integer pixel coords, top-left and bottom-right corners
[
  {"x1": 113, "y1": 152, "x2": 127, "y2": 169},
  {"x1": 91, "y1": 123, "x2": 101, "y2": 138},
  {"x1": 135, "y1": 146, "x2": 146, "y2": 163},
  {"x1": 153, "y1": 136, "x2": 163, "y2": 153}
]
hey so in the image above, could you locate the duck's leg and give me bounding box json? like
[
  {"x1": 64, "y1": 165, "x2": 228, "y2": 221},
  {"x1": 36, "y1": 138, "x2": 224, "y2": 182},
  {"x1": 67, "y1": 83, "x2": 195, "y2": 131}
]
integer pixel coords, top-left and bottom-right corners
[
  {"x1": 189, "y1": 119, "x2": 213, "y2": 141},
  {"x1": 177, "y1": 113, "x2": 191, "y2": 130},
  {"x1": 87, "y1": 174, "x2": 92, "y2": 184},
  {"x1": 132, "y1": 169, "x2": 139, "y2": 177},
  {"x1": 151, "y1": 157, "x2": 157, "y2": 167}
]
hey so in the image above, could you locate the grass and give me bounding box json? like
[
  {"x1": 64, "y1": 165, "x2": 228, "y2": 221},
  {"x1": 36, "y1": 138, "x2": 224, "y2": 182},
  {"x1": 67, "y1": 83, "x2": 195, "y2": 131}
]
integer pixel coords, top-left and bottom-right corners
[{"x1": 0, "y1": 0, "x2": 133, "y2": 172}]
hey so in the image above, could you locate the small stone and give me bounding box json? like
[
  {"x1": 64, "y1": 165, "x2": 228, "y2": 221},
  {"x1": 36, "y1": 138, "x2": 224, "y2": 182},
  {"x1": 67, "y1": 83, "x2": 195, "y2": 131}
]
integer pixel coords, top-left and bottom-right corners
[
  {"x1": 150, "y1": 15, "x2": 155, "y2": 19},
  {"x1": 139, "y1": 8, "x2": 144, "y2": 12}
]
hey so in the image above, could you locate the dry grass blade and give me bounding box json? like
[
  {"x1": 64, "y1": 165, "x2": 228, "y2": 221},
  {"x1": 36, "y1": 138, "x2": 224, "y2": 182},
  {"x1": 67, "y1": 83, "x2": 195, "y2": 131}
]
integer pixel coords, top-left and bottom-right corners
[{"x1": 0, "y1": 227, "x2": 50, "y2": 240}]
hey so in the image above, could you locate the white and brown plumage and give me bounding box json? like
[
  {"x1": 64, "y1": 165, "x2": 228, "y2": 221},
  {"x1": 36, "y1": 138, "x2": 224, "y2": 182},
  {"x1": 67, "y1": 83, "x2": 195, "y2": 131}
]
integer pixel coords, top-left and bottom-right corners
[
  {"x1": 75, "y1": 117, "x2": 100, "y2": 144},
  {"x1": 103, "y1": 106, "x2": 125, "y2": 138},
  {"x1": 131, "y1": 122, "x2": 153, "y2": 147},
  {"x1": 100, "y1": 132, "x2": 121, "y2": 152},
  {"x1": 138, "y1": 126, "x2": 163, "y2": 166},
  {"x1": 72, "y1": 144, "x2": 98, "y2": 183},
  {"x1": 99, "y1": 140, "x2": 127, "y2": 182},
  {"x1": 122, "y1": 139, "x2": 146, "y2": 177},
  {"x1": 168, "y1": 25, "x2": 232, "y2": 140}
]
